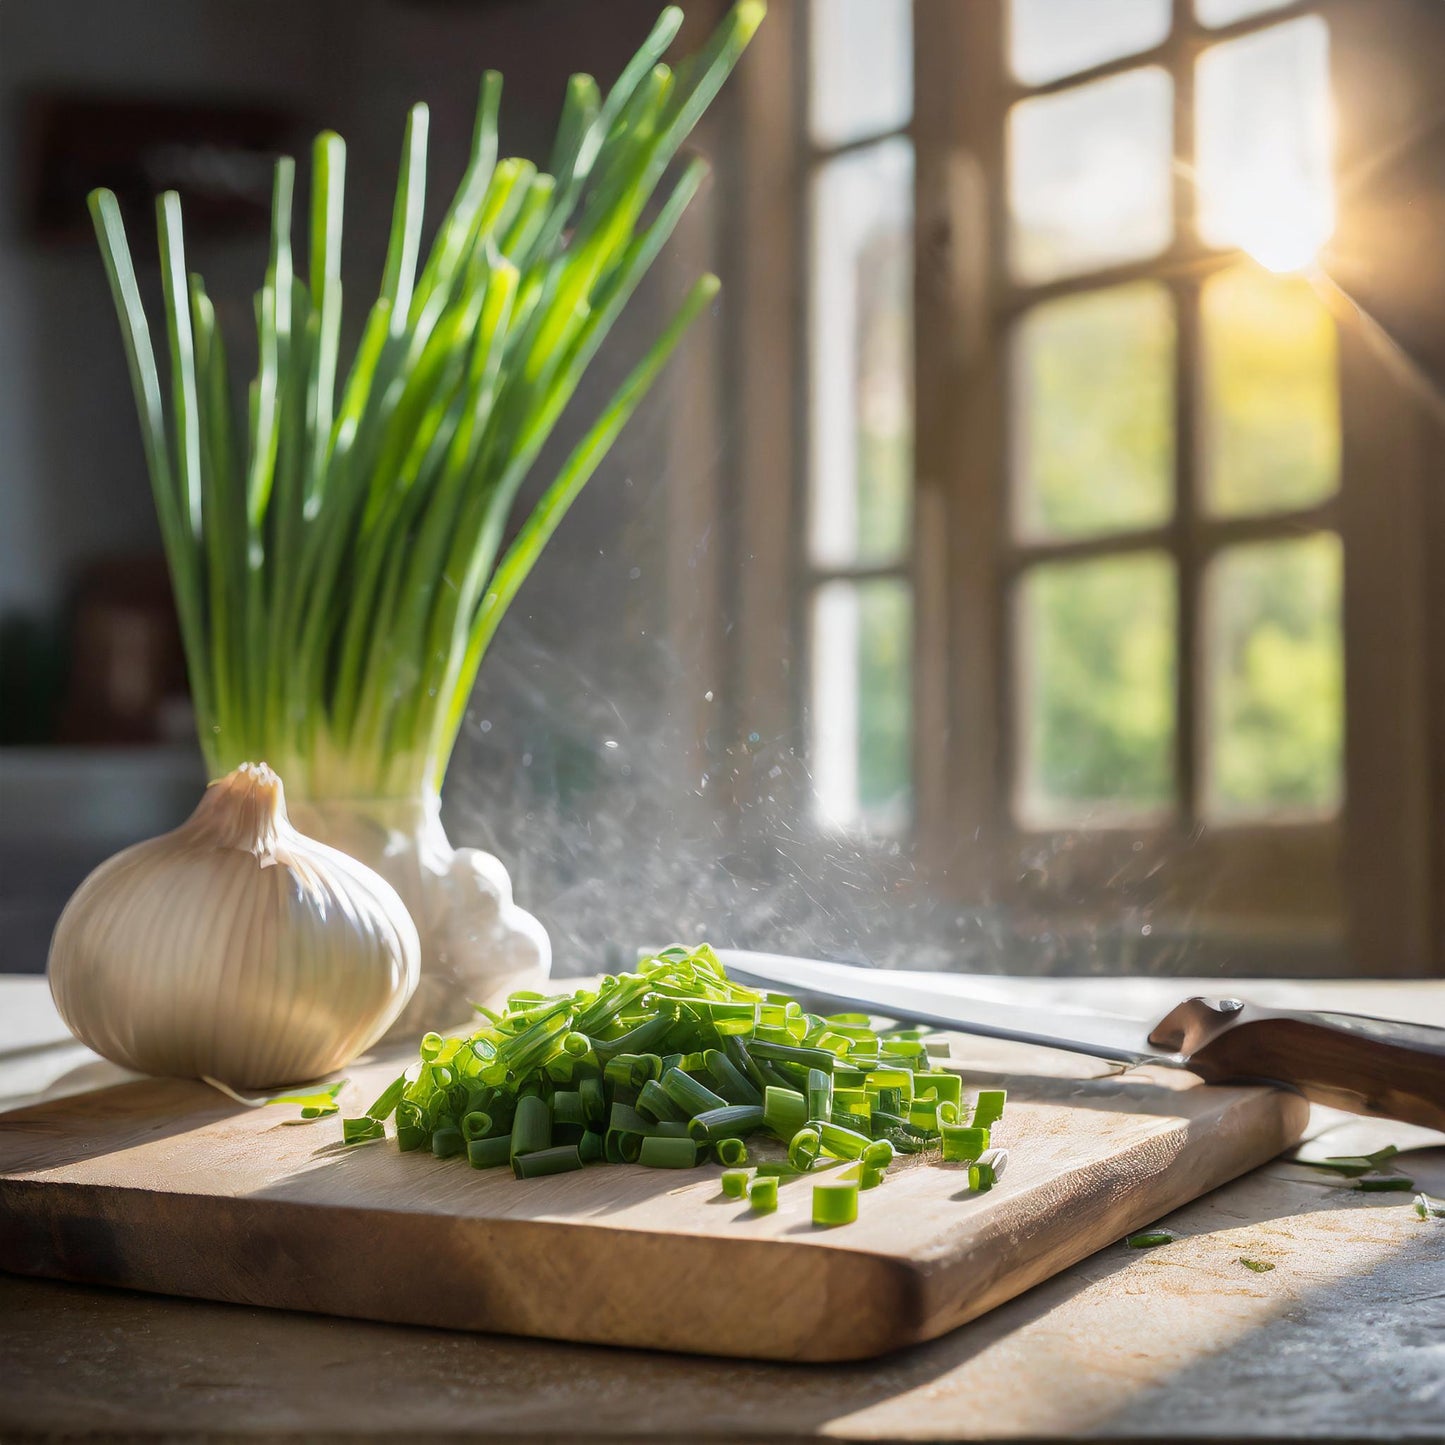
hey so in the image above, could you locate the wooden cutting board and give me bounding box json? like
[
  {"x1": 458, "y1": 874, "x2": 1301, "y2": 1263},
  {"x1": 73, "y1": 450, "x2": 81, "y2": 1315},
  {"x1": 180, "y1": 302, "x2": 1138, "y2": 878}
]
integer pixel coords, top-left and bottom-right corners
[{"x1": 0, "y1": 1035, "x2": 1307, "y2": 1362}]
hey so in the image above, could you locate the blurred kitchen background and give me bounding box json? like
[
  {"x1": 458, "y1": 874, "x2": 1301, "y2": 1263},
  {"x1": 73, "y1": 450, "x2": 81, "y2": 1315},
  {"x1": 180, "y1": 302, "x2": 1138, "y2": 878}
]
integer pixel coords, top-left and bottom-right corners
[{"x1": 2, "y1": 0, "x2": 1443, "y2": 979}]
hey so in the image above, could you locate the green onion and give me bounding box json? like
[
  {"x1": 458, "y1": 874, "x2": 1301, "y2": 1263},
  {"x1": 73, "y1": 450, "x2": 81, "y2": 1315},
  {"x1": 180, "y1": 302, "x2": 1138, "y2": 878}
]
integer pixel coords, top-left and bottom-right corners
[
  {"x1": 714, "y1": 1137, "x2": 749, "y2": 1167},
  {"x1": 688, "y1": 1104, "x2": 767, "y2": 1142},
  {"x1": 812, "y1": 1178, "x2": 859, "y2": 1227},
  {"x1": 636, "y1": 1078, "x2": 688, "y2": 1124},
  {"x1": 788, "y1": 1127, "x2": 822, "y2": 1170},
  {"x1": 1413, "y1": 1193, "x2": 1445, "y2": 1219},
  {"x1": 762, "y1": 1086, "x2": 807, "y2": 1141},
  {"x1": 87, "y1": 6, "x2": 764, "y2": 798},
  {"x1": 1126, "y1": 1229, "x2": 1178, "y2": 1248},
  {"x1": 941, "y1": 1124, "x2": 990, "y2": 1163},
  {"x1": 1358, "y1": 1176, "x2": 1415, "y2": 1192},
  {"x1": 748, "y1": 1176, "x2": 779, "y2": 1213},
  {"x1": 971, "y1": 1090, "x2": 1007, "y2": 1131},
  {"x1": 342, "y1": 1116, "x2": 385, "y2": 1145},
  {"x1": 660, "y1": 1066, "x2": 728, "y2": 1118},
  {"x1": 807, "y1": 1067, "x2": 833, "y2": 1124},
  {"x1": 968, "y1": 1147, "x2": 1009, "y2": 1193},
  {"x1": 1240, "y1": 1257, "x2": 1275, "y2": 1272},
  {"x1": 431, "y1": 1125, "x2": 464, "y2": 1159},
  {"x1": 721, "y1": 1167, "x2": 751, "y2": 1198},
  {"x1": 638, "y1": 1136, "x2": 698, "y2": 1169},
  {"x1": 461, "y1": 1110, "x2": 494, "y2": 1141},
  {"x1": 467, "y1": 1134, "x2": 512, "y2": 1169},
  {"x1": 374, "y1": 944, "x2": 1022, "y2": 1231},
  {"x1": 510, "y1": 1095, "x2": 551, "y2": 1160},
  {"x1": 815, "y1": 1121, "x2": 871, "y2": 1160},
  {"x1": 704, "y1": 1048, "x2": 763, "y2": 1107},
  {"x1": 512, "y1": 1145, "x2": 584, "y2": 1179}
]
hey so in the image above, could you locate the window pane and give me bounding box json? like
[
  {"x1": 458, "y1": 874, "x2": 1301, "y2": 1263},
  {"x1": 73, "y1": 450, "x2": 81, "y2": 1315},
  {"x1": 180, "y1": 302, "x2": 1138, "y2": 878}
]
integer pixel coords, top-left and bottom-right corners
[
  {"x1": 1204, "y1": 535, "x2": 1342, "y2": 818},
  {"x1": 1196, "y1": 0, "x2": 1294, "y2": 27},
  {"x1": 1010, "y1": 0, "x2": 1171, "y2": 86},
  {"x1": 812, "y1": 580, "x2": 912, "y2": 830},
  {"x1": 1009, "y1": 68, "x2": 1173, "y2": 283},
  {"x1": 1018, "y1": 553, "x2": 1176, "y2": 822},
  {"x1": 809, "y1": 140, "x2": 913, "y2": 567},
  {"x1": 1196, "y1": 19, "x2": 1333, "y2": 272},
  {"x1": 810, "y1": 0, "x2": 912, "y2": 147},
  {"x1": 1013, "y1": 283, "x2": 1175, "y2": 540},
  {"x1": 1201, "y1": 264, "x2": 1339, "y2": 516}
]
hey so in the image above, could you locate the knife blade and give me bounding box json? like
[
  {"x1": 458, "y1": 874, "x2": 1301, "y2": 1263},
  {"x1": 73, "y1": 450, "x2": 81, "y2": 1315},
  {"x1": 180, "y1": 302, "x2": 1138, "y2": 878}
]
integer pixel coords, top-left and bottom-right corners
[{"x1": 714, "y1": 948, "x2": 1445, "y2": 1131}]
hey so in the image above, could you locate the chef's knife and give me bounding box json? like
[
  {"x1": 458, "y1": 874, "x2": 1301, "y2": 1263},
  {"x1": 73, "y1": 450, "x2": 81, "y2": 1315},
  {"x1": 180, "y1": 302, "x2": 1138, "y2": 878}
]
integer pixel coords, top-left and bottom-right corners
[{"x1": 716, "y1": 949, "x2": 1445, "y2": 1131}]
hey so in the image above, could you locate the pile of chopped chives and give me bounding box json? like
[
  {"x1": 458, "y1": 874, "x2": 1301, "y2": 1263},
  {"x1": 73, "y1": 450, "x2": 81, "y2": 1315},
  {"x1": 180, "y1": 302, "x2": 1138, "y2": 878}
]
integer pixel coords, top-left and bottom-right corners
[{"x1": 344, "y1": 943, "x2": 1009, "y2": 1226}]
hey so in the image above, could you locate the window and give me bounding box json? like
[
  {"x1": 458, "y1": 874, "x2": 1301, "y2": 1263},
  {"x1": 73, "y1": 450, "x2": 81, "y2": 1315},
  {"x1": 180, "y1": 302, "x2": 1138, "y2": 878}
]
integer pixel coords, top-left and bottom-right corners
[
  {"x1": 724, "y1": 0, "x2": 1438, "y2": 974},
  {"x1": 803, "y1": 0, "x2": 914, "y2": 832},
  {"x1": 1002, "y1": 5, "x2": 1342, "y2": 834}
]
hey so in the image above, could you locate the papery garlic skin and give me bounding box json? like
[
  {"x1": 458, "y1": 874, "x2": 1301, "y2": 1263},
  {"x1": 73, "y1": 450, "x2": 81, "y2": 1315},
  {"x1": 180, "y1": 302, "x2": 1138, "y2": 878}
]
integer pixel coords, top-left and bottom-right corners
[{"x1": 48, "y1": 763, "x2": 420, "y2": 1089}]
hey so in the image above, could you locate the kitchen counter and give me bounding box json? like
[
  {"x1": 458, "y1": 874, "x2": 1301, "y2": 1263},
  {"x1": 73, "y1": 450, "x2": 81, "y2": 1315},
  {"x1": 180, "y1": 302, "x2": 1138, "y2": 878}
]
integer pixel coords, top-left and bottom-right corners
[{"x1": 2, "y1": 973, "x2": 1442, "y2": 1442}]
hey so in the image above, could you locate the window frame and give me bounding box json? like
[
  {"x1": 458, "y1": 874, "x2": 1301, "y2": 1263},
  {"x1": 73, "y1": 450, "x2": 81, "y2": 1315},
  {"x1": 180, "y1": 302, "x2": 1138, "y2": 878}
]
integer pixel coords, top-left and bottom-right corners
[
  {"x1": 911, "y1": 0, "x2": 1436, "y2": 974},
  {"x1": 716, "y1": 0, "x2": 1439, "y2": 975}
]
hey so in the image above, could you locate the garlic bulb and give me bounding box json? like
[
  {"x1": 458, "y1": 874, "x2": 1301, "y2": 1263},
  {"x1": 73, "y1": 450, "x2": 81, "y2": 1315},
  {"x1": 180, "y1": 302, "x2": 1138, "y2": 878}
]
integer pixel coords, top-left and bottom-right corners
[{"x1": 48, "y1": 762, "x2": 420, "y2": 1089}]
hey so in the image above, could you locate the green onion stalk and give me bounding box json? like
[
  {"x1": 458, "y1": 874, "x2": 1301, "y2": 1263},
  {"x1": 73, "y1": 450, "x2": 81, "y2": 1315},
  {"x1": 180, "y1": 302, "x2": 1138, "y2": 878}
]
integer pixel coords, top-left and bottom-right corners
[{"x1": 87, "y1": 4, "x2": 764, "y2": 1016}]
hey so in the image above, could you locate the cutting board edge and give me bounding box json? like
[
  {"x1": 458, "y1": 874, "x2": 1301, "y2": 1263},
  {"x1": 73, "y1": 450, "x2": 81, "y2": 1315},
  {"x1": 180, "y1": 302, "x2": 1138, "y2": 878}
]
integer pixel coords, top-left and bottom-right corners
[
  {"x1": 0, "y1": 1084, "x2": 1310, "y2": 1362},
  {"x1": 894, "y1": 1080, "x2": 1313, "y2": 1354},
  {"x1": 0, "y1": 1174, "x2": 924, "y2": 1360}
]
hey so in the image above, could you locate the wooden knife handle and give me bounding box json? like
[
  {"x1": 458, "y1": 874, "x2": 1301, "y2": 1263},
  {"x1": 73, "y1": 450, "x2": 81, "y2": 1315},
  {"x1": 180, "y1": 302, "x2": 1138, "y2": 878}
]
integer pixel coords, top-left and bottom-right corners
[{"x1": 1148, "y1": 998, "x2": 1445, "y2": 1131}]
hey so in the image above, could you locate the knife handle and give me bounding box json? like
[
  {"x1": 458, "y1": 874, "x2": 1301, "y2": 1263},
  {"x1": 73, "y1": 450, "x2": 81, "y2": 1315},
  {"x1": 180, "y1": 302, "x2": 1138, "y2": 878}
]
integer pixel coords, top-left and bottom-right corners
[{"x1": 1150, "y1": 998, "x2": 1445, "y2": 1131}]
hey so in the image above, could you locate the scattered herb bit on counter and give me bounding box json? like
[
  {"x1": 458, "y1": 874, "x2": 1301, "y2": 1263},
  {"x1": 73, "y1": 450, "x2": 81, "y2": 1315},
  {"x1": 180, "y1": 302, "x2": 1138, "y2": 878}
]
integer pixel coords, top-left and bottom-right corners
[
  {"x1": 1126, "y1": 1230, "x2": 1179, "y2": 1248},
  {"x1": 1293, "y1": 1145, "x2": 1399, "y2": 1178},
  {"x1": 343, "y1": 944, "x2": 1012, "y2": 1226},
  {"x1": 1413, "y1": 1194, "x2": 1445, "y2": 1220},
  {"x1": 1240, "y1": 1258, "x2": 1275, "y2": 1273},
  {"x1": 205, "y1": 1075, "x2": 349, "y2": 1118},
  {"x1": 1357, "y1": 1176, "x2": 1415, "y2": 1193}
]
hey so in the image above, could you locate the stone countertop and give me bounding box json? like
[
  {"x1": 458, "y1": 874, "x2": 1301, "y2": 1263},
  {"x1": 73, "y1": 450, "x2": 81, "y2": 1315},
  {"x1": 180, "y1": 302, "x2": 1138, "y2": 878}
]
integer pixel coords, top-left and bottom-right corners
[{"x1": 2, "y1": 973, "x2": 1442, "y2": 1442}]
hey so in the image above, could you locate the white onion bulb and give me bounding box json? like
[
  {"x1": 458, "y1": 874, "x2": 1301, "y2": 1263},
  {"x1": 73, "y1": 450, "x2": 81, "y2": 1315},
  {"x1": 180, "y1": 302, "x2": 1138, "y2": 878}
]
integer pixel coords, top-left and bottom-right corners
[{"x1": 48, "y1": 762, "x2": 420, "y2": 1088}]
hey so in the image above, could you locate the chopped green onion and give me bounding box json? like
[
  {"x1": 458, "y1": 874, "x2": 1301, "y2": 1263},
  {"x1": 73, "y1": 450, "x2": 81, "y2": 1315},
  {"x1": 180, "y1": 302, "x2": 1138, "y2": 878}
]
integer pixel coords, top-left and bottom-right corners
[
  {"x1": 941, "y1": 1124, "x2": 990, "y2": 1163},
  {"x1": 714, "y1": 1136, "x2": 749, "y2": 1167},
  {"x1": 812, "y1": 1178, "x2": 859, "y2": 1226},
  {"x1": 704, "y1": 1048, "x2": 763, "y2": 1107},
  {"x1": 762, "y1": 1086, "x2": 807, "y2": 1140},
  {"x1": 815, "y1": 1121, "x2": 871, "y2": 1160},
  {"x1": 342, "y1": 1116, "x2": 385, "y2": 1145},
  {"x1": 461, "y1": 1110, "x2": 494, "y2": 1141},
  {"x1": 660, "y1": 1066, "x2": 728, "y2": 1118},
  {"x1": 971, "y1": 1090, "x2": 1007, "y2": 1131},
  {"x1": 721, "y1": 1168, "x2": 751, "y2": 1198},
  {"x1": 1413, "y1": 1193, "x2": 1445, "y2": 1219},
  {"x1": 688, "y1": 1103, "x2": 767, "y2": 1142},
  {"x1": 788, "y1": 1126, "x2": 822, "y2": 1170},
  {"x1": 638, "y1": 1135, "x2": 698, "y2": 1169},
  {"x1": 1358, "y1": 1176, "x2": 1414, "y2": 1192},
  {"x1": 748, "y1": 1176, "x2": 779, "y2": 1213},
  {"x1": 1240, "y1": 1257, "x2": 1275, "y2": 1272},
  {"x1": 467, "y1": 1134, "x2": 513, "y2": 1169},
  {"x1": 512, "y1": 1145, "x2": 584, "y2": 1179},
  {"x1": 807, "y1": 1067, "x2": 833, "y2": 1124},
  {"x1": 1126, "y1": 1229, "x2": 1178, "y2": 1248},
  {"x1": 636, "y1": 1078, "x2": 688, "y2": 1124},
  {"x1": 510, "y1": 1094, "x2": 551, "y2": 1160},
  {"x1": 431, "y1": 1125, "x2": 465, "y2": 1159},
  {"x1": 968, "y1": 1147, "x2": 1009, "y2": 1192}
]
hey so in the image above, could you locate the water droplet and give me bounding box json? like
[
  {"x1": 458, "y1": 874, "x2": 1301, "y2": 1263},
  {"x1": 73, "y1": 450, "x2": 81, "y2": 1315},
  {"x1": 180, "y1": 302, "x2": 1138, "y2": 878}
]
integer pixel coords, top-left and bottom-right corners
[
  {"x1": 629, "y1": 566, "x2": 641, "y2": 580},
  {"x1": 604, "y1": 739, "x2": 619, "y2": 750},
  {"x1": 704, "y1": 690, "x2": 714, "y2": 702},
  {"x1": 1141, "y1": 924, "x2": 1153, "y2": 936},
  {"x1": 479, "y1": 719, "x2": 492, "y2": 733}
]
